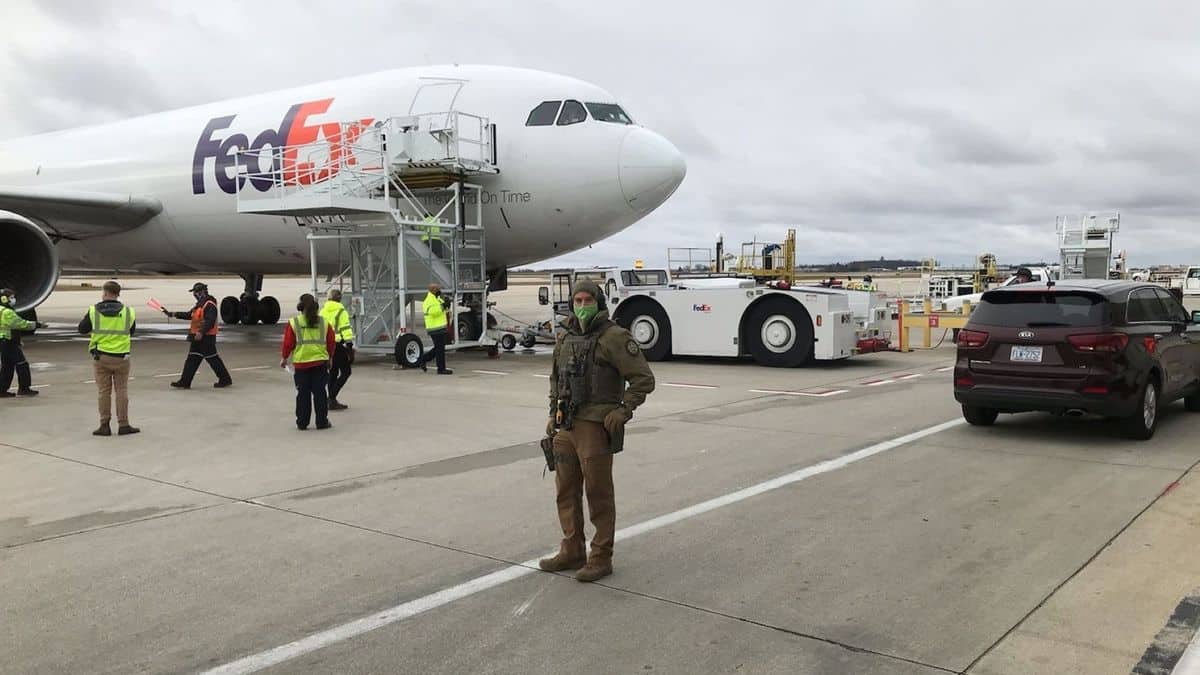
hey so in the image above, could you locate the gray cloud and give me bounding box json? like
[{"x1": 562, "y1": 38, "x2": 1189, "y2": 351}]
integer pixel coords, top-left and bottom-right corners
[{"x1": 4, "y1": 0, "x2": 1200, "y2": 269}]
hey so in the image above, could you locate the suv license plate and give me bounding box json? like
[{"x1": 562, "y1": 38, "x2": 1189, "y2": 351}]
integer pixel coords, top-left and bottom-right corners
[{"x1": 1010, "y1": 346, "x2": 1043, "y2": 363}]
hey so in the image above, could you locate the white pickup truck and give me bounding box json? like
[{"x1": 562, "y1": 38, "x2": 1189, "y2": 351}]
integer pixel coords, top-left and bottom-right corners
[
  {"x1": 939, "y1": 266, "x2": 1056, "y2": 312},
  {"x1": 1183, "y1": 267, "x2": 1200, "y2": 296}
]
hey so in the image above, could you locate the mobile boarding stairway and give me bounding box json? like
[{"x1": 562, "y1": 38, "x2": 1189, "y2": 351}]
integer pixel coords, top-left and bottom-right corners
[{"x1": 233, "y1": 111, "x2": 499, "y2": 367}]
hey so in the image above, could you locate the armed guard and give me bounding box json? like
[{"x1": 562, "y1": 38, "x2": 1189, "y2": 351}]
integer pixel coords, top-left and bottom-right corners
[{"x1": 541, "y1": 280, "x2": 655, "y2": 582}]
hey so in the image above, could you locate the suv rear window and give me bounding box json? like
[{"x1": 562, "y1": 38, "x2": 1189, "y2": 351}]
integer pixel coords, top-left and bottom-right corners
[{"x1": 973, "y1": 290, "x2": 1108, "y2": 327}]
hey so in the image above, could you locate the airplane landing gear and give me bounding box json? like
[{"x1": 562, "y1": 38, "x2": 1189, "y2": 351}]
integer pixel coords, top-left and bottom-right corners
[{"x1": 220, "y1": 273, "x2": 280, "y2": 325}]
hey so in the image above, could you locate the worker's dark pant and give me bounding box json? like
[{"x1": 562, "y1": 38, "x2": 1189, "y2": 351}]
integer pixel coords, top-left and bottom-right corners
[
  {"x1": 328, "y1": 344, "x2": 352, "y2": 401},
  {"x1": 422, "y1": 328, "x2": 448, "y2": 372},
  {"x1": 294, "y1": 364, "x2": 329, "y2": 428},
  {"x1": 0, "y1": 338, "x2": 31, "y2": 393},
  {"x1": 178, "y1": 334, "x2": 231, "y2": 385}
]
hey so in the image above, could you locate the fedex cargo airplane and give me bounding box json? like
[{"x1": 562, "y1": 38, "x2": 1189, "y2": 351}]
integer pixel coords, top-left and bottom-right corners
[{"x1": 0, "y1": 64, "x2": 686, "y2": 322}]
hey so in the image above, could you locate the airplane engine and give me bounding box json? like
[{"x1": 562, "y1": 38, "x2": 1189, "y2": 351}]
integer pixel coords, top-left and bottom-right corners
[{"x1": 0, "y1": 212, "x2": 60, "y2": 313}]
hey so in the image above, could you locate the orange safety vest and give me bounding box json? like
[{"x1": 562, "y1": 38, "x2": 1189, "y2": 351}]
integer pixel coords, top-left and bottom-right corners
[{"x1": 189, "y1": 299, "x2": 220, "y2": 337}]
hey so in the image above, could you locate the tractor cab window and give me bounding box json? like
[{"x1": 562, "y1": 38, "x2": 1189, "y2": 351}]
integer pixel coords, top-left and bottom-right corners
[
  {"x1": 526, "y1": 101, "x2": 562, "y2": 126},
  {"x1": 621, "y1": 270, "x2": 667, "y2": 286}
]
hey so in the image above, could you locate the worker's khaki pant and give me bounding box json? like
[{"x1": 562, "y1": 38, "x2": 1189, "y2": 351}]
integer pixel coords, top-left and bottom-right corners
[
  {"x1": 552, "y1": 420, "x2": 615, "y2": 563},
  {"x1": 94, "y1": 355, "x2": 131, "y2": 426}
]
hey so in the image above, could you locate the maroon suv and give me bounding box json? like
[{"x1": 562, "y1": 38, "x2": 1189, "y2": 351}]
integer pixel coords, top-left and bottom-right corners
[{"x1": 953, "y1": 280, "x2": 1200, "y2": 439}]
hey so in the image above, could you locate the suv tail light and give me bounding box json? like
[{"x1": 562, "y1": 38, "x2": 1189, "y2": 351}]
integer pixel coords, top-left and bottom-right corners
[
  {"x1": 1067, "y1": 333, "x2": 1129, "y2": 353},
  {"x1": 957, "y1": 329, "x2": 989, "y2": 349}
]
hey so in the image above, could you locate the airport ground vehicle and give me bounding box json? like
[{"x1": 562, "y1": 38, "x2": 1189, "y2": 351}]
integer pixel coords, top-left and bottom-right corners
[
  {"x1": 543, "y1": 267, "x2": 891, "y2": 367},
  {"x1": 1183, "y1": 267, "x2": 1200, "y2": 296},
  {"x1": 939, "y1": 266, "x2": 1055, "y2": 312},
  {"x1": 953, "y1": 280, "x2": 1200, "y2": 439}
]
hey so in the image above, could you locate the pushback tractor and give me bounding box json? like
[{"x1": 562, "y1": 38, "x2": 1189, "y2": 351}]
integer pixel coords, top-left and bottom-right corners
[{"x1": 540, "y1": 266, "x2": 891, "y2": 367}]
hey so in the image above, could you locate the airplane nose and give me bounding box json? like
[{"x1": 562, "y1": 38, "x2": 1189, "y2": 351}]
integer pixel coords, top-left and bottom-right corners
[{"x1": 619, "y1": 127, "x2": 686, "y2": 213}]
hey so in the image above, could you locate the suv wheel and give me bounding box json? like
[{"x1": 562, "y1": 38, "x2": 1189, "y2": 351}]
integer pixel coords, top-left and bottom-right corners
[
  {"x1": 1121, "y1": 379, "x2": 1159, "y2": 440},
  {"x1": 962, "y1": 405, "x2": 999, "y2": 426}
]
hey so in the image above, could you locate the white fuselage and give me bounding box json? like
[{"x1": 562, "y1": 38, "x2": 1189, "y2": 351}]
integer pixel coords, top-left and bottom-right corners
[{"x1": 0, "y1": 65, "x2": 685, "y2": 277}]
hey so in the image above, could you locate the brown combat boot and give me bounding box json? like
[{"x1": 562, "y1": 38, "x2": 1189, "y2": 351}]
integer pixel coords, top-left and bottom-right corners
[
  {"x1": 575, "y1": 560, "x2": 613, "y2": 583},
  {"x1": 538, "y1": 550, "x2": 586, "y2": 572}
]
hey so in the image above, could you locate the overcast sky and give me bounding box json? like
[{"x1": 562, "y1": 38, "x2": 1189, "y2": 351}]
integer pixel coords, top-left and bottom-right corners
[{"x1": 4, "y1": 0, "x2": 1200, "y2": 269}]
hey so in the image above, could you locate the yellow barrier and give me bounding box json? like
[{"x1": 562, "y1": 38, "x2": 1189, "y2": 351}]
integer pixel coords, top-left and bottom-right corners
[{"x1": 897, "y1": 299, "x2": 973, "y2": 352}]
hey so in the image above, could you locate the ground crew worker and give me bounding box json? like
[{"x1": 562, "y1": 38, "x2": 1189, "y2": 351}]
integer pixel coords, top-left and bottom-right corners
[
  {"x1": 540, "y1": 280, "x2": 655, "y2": 582},
  {"x1": 419, "y1": 283, "x2": 452, "y2": 375},
  {"x1": 421, "y1": 214, "x2": 444, "y2": 258},
  {"x1": 162, "y1": 282, "x2": 233, "y2": 389},
  {"x1": 77, "y1": 281, "x2": 139, "y2": 436},
  {"x1": 0, "y1": 288, "x2": 48, "y2": 398},
  {"x1": 280, "y1": 293, "x2": 336, "y2": 430},
  {"x1": 321, "y1": 289, "x2": 355, "y2": 410}
]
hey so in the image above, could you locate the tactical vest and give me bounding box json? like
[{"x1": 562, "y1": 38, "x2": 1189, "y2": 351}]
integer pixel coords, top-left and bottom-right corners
[
  {"x1": 290, "y1": 315, "x2": 329, "y2": 362},
  {"x1": 88, "y1": 304, "x2": 134, "y2": 354},
  {"x1": 555, "y1": 320, "x2": 623, "y2": 412}
]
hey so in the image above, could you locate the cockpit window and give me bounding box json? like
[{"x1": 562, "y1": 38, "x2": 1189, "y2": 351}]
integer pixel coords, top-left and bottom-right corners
[
  {"x1": 586, "y1": 103, "x2": 633, "y2": 125},
  {"x1": 526, "y1": 101, "x2": 562, "y2": 126},
  {"x1": 556, "y1": 100, "x2": 588, "y2": 126}
]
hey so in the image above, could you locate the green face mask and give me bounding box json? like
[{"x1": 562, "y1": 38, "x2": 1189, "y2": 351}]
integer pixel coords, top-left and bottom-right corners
[{"x1": 574, "y1": 303, "x2": 599, "y2": 327}]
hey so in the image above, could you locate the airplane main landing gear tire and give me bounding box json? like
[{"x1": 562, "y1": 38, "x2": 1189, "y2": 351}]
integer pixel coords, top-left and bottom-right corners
[
  {"x1": 220, "y1": 296, "x2": 241, "y2": 325},
  {"x1": 259, "y1": 296, "x2": 280, "y2": 325},
  {"x1": 239, "y1": 297, "x2": 261, "y2": 326},
  {"x1": 500, "y1": 334, "x2": 517, "y2": 351}
]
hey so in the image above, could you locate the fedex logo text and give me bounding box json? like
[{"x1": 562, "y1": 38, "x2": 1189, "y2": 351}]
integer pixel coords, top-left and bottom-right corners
[
  {"x1": 692, "y1": 304, "x2": 712, "y2": 313},
  {"x1": 192, "y1": 98, "x2": 375, "y2": 195}
]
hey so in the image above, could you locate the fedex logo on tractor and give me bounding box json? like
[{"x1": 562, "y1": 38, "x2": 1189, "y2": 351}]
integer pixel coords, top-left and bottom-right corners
[
  {"x1": 191, "y1": 98, "x2": 375, "y2": 195},
  {"x1": 692, "y1": 304, "x2": 712, "y2": 313}
]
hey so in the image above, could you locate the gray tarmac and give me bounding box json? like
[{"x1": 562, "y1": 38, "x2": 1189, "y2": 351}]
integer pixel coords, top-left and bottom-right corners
[{"x1": 2, "y1": 277, "x2": 1199, "y2": 674}]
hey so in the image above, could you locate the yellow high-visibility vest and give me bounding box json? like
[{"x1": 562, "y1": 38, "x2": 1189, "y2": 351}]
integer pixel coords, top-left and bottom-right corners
[
  {"x1": 88, "y1": 305, "x2": 135, "y2": 354},
  {"x1": 290, "y1": 315, "x2": 329, "y2": 362},
  {"x1": 422, "y1": 292, "x2": 448, "y2": 331},
  {"x1": 320, "y1": 300, "x2": 354, "y2": 342}
]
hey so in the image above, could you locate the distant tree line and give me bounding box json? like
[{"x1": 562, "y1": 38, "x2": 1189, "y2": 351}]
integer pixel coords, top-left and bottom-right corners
[{"x1": 797, "y1": 259, "x2": 922, "y2": 272}]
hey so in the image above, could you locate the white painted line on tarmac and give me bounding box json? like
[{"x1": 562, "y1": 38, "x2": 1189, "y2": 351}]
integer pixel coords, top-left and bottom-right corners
[
  {"x1": 229, "y1": 365, "x2": 271, "y2": 372},
  {"x1": 203, "y1": 416, "x2": 966, "y2": 675},
  {"x1": 472, "y1": 369, "x2": 509, "y2": 376},
  {"x1": 1175, "y1": 628, "x2": 1200, "y2": 674},
  {"x1": 934, "y1": 365, "x2": 954, "y2": 372},
  {"x1": 662, "y1": 382, "x2": 718, "y2": 390},
  {"x1": 28, "y1": 384, "x2": 49, "y2": 389},
  {"x1": 531, "y1": 374, "x2": 550, "y2": 379},
  {"x1": 897, "y1": 373, "x2": 923, "y2": 381},
  {"x1": 749, "y1": 388, "x2": 848, "y2": 398},
  {"x1": 864, "y1": 379, "x2": 894, "y2": 387},
  {"x1": 153, "y1": 373, "x2": 178, "y2": 378}
]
